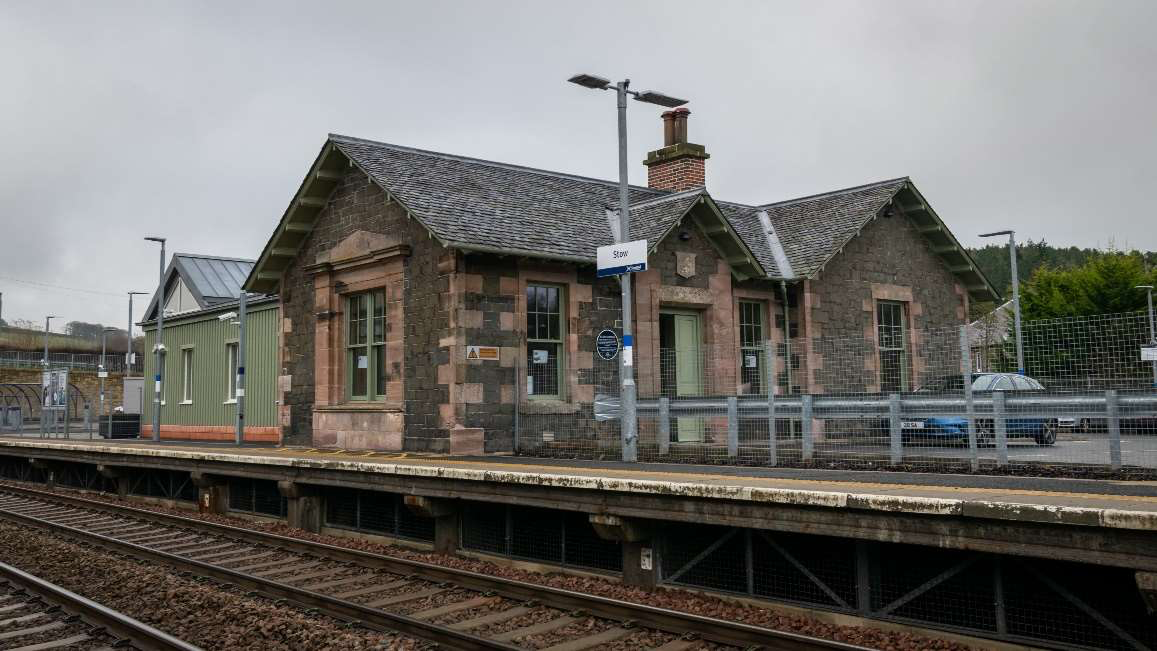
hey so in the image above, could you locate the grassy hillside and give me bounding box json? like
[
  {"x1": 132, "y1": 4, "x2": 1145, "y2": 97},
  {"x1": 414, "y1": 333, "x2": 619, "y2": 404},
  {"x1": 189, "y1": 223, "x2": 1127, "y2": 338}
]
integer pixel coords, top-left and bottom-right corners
[{"x1": 0, "y1": 327, "x2": 104, "y2": 353}]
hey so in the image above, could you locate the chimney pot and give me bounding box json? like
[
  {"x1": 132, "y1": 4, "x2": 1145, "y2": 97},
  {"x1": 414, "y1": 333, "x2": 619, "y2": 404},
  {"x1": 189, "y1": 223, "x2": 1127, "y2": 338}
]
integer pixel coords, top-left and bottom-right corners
[
  {"x1": 661, "y1": 111, "x2": 676, "y2": 147},
  {"x1": 644, "y1": 107, "x2": 708, "y2": 192},
  {"x1": 673, "y1": 108, "x2": 690, "y2": 144}
]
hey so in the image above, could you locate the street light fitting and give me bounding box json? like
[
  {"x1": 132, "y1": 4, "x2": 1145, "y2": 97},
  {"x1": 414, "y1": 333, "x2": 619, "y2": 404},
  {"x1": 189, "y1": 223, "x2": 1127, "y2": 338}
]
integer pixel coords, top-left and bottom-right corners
[
  {"x1": 979, "y1": 230, "x2": 1014, "y2": 238},
  {"x1": 1136, "y1": 285, "x2": 1154, "y2": 290},
  {"x1": 567, "y1": 73, "x2": 612, "y2": 90},
  {"x1": 633, "y1": 90, "x2": 688, "y2": 108},
  {"x1": 144, "y1": 236, "x2": 166, "y2": 243}
]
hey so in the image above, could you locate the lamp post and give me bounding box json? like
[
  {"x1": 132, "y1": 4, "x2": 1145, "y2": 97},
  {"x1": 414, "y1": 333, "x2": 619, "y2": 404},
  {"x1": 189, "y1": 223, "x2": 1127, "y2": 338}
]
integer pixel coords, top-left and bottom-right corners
[
  {"x1": 99, "y1": 327, "x2": 117, "y2": 439},
  {"x1": 145, "y1": 237, "x2": 166, "y2": 442},
  {"x1": 41, "y1": 315, "x2": 55, "y2": 368},
  {"x1": 1138, "y1": 285, "x2": 1156, "y2": 388},
  {"x1": 40, "y1": 315, "x2": 55, "y2": 436},
  {"x1": 568, "y1": 73, "x2": 688, "y2": 463},
  {"x1": 127, "y1": 291, "x2": 147, "y2": 371},
  {"x1": 980, "y1": 230, "x2": 1024, "y2": 375}
]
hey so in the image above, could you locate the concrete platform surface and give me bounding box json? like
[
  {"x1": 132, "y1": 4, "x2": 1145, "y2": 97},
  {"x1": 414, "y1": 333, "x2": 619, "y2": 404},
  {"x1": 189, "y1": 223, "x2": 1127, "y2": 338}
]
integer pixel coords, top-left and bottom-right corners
[{"x1": 2, "y1": 437, "x2": 1156, "y2": 532}]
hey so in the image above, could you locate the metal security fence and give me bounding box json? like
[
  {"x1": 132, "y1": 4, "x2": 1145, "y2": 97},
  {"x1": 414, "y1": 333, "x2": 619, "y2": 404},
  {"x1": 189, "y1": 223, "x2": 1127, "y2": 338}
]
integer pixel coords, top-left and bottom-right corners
[
  {"x1": 460, "y1": 502, "x2": 622, "y2": 574},
  {"x1": 228, "y1": 477, "x2": 287, "y2": 517},
  {"x1": 0, "y1": 350, "x2": 142, "y2": 374},
  {"x1": 661, "y1": 522, "x2": 1157, "y2": 651},
  {"x1": 323, "y1": 487, "x2": 435, "y2": 542},
  {"x1": 517, "y1": 311, "x2": 1157, "y2": 474}
]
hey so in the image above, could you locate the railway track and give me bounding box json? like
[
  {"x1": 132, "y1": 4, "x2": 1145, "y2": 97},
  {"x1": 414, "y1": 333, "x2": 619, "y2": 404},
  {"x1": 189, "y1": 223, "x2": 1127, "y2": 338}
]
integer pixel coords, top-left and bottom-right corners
[
  {"x1": 0, "y1": 557, "x2": 201, "y2": 651},
  {"x1": 0, "y1": 482, "x2": 870, "y2": 651}
]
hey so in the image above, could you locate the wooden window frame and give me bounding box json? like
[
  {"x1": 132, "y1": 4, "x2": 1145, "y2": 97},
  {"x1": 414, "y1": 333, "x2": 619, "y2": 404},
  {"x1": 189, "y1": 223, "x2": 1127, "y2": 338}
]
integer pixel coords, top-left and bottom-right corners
[
  {"x1": 526, "y1": 283, "x2": 565, "y2": 400},
  {"x1": 346, "y1": 290, "x2": 387, "y2": 401},
  {"x1": 738, "y1": 300, "x2": 766, "y2": 395},
  {"x1": 876, "y1": 300, "x2": 909, "y2": 393},
  {"x1": 179, "y1": 346, "x2": 194, "y2": 404},
  {"x1": 225, "y1": 342, "x2": 239, "y2": 404}
]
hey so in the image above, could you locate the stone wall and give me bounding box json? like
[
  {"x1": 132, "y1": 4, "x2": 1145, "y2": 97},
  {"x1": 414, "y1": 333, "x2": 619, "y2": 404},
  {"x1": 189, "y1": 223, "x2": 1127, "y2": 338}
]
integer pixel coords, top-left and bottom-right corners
[
  {"x1": 803, "y1": 212, "x2": 970, "y2": 394},
  {"x1": 279, "y1": 170, "x2": 409, "y2": 445},
  {"x1": 0, "y1": 367, "x2": 124, "y2": 417}
]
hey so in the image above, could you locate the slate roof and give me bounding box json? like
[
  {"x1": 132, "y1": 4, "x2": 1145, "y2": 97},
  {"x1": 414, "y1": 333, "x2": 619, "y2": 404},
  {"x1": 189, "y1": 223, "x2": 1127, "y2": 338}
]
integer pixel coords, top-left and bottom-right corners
[
  {"x1": 248, "y1": 134, "x2": 998, "y2": 301},
  {"x1": 758, "y1": 178, "x2": 909, "y2": 278},
  {"x1": 332, "y1": 135, "x2": 668, "y2": 261},
  {"x1": 330, "y1": 135, "x2": 913, "y2": 280},
  {"x1": 144, "y1": 254, "x2": 257, "y2": 320}
]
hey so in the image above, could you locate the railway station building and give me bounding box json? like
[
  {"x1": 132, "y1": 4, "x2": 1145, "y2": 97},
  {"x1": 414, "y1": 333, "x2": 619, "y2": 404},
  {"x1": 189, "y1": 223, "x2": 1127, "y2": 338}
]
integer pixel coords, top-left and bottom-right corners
[
  {"x1": 243, "y1": 110, "x2": 998, "y2": 452},
  {"x1": 140, "y1": 253, "x2": 281, "y2": 442}
]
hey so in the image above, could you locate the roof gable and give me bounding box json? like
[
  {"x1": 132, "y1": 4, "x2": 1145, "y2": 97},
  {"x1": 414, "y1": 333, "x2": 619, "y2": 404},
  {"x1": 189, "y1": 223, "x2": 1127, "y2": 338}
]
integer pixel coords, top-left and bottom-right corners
[{"x1": 145, "y1": 253, "x2": 256, "y2": 321}]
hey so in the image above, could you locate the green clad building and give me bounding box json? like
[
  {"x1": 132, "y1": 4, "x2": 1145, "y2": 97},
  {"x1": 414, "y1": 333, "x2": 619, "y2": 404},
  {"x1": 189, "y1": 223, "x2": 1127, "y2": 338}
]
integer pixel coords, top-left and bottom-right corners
[{"x1": 140, "y1": 253, "x2": 280, "y2": 442}]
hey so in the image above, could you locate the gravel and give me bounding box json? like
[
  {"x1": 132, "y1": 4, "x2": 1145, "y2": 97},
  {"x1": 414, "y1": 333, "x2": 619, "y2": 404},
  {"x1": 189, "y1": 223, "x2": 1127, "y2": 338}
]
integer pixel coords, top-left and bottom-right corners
[
  {"x1": 16, "y1": 485, "x2": 977, "y2": 650},
  {"x1": 0, "y1": 519, "x2": 427, "y2": 650}
]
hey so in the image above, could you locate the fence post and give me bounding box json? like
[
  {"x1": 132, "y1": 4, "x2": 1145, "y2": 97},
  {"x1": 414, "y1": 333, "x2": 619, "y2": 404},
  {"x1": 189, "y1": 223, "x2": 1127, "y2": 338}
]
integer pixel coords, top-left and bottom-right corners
[
  {"x1": 959, "y1": 326, "x2": 978, "y2": 471},
  {"x1": 766, "y1": 340, "x2": 777, "y2": 467},
  {"x1": 993, "y1": 390, "x2": 1009, "y2": 467},
  {"x1": 727, "y1": 397, "x2": 739, "y2": 458},
  {"x1": 801, "y1": 394, "x2": 814, "y2": 462},
  {"x1": 1106, "y1": 389, "x2": 1122, "y2": 471},
  {"x1": 888, "y1": 393, "x2": 902, "y2": 465},
  {"x1": 658, "y1": 397, "x2": 670, "y2": 456}
]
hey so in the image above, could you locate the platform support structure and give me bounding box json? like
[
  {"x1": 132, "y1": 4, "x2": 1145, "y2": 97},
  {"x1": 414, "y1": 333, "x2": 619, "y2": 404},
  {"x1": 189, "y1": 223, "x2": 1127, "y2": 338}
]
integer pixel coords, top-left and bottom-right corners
[
  {"x1": 278, "y1": 481, "x2": 323, "y2": 533},
  {"x1": 190, "y1": 471, "x2": 228, "y2": 514},
  {"x1": 589, "y1": 513, "x2": 656, "y2": 590},
  {"x1": 404, "y1": 496, "x2": 459, "y2": 555}
]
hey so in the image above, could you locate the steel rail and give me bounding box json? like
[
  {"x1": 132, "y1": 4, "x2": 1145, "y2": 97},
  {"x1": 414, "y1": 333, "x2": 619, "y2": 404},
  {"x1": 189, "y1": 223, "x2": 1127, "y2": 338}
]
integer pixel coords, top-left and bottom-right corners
[
  {"x1": 0, "y1": 482, "x2": 868, "y2": 650},
  {"x1": 0, "y1": 559, "x2": 204, "y2": 651},
  {"x1": 0, "y1": 497, "x2": 519, "y2": 651}
]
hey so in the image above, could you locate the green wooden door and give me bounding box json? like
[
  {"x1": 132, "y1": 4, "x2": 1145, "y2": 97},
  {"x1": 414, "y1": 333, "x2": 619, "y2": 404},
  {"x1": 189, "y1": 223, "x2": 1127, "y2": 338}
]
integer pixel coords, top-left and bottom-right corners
[{"x1": 672, "y1": 313, "x2": 703, "y2": 442}]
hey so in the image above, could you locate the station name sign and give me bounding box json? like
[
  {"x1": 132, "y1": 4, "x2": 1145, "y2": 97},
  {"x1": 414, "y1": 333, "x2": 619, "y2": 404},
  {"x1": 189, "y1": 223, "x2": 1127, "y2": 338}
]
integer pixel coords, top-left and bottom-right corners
[{"x1": 596, "y1": 239, "x2": 648, "y2": 278}]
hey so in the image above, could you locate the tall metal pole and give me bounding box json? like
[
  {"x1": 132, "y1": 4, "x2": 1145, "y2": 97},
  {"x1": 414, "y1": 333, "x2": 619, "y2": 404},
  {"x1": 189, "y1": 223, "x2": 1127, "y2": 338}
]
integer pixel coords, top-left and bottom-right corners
[
  {"x1": 127, "y1": 293, "x2": 133, "y2": 368},
  {"x1": 99, "y1": 330, "x2": 107, "y2": 439},
  {"x1": 234, "y1": 291, "x2": 248, "y2": 445},
  {"x1": 1007, "y1": 232, "x2": 1025, "y2": 375},
  {"x1": 1142, "y1": 286, "x2": 1156, "y2": 388},
  {"x1": 616, "y1": 80, "x2": 637, "y2": 463},
  {"x1": 147, "y1": 238, "x2": 167, "y2": 442},
  {"x1": 41, "y1": 315, "x2": 53, "y2": 437},
  {"x1": 42, "y1": 316, "x2": 54, "y2": 367}
]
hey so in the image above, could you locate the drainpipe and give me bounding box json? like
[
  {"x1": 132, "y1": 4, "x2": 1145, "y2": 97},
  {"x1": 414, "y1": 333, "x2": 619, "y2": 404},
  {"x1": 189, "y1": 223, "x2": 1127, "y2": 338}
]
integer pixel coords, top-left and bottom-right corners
[{"x1": 780, "y1": 281, "x2": 792, "y2": 393}]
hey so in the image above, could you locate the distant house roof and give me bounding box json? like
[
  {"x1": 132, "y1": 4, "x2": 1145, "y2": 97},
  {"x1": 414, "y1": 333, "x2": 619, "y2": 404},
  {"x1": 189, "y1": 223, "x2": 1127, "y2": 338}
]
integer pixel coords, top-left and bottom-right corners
[
  {"x1": 245, "y1": 134, "x2": 1000, "y2": 302},
  {"x1": 968, "y1": 300, "x2": 1015, "y2": 347},
  {"x1": 144, "y1": 253, "x2": 258, "y2": 321}
]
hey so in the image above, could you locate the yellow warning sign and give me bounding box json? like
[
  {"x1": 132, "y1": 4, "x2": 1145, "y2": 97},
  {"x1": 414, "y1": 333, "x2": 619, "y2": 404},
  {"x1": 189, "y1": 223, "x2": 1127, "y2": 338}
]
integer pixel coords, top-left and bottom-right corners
[{"x1": 466, "y1": 345, "x2": 500, "y2": 361}]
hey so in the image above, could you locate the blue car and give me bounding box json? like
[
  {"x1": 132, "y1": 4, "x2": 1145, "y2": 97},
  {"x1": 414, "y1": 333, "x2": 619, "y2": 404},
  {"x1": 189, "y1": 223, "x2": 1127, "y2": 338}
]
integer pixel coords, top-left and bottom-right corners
[{"x1": 902, "y1": 373, "x2": 1057, "y2": 446}]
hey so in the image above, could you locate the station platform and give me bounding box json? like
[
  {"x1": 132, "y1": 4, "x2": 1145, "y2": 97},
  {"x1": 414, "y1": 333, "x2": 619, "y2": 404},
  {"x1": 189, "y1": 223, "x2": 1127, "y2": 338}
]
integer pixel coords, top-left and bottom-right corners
[{"x1": 2, "y1": 436, "x2": 1156, "y2": 571}]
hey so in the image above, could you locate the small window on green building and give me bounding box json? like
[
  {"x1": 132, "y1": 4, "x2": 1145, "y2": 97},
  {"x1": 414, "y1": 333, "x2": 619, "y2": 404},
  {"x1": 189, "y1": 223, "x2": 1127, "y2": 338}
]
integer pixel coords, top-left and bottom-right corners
[
  {"x1": 180, "y1": 348, "x2": 194, "y2": 403},
  {"x1": 226, "y1": 342, "x2": 239, "y2": 401}
]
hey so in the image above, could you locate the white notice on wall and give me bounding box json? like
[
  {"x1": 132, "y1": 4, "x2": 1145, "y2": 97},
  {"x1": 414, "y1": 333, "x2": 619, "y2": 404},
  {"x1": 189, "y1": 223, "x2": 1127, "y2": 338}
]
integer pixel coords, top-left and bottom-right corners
[
  {"x1": 744, "y1": 355, "x2": 758, "y2": 368},
  {"x1": 358, "y1": 357, "x2": 368, "y2": 369},
  {"x1": 526, "y1": 376, "x2": 534, "y2": 395},
  {"x1": 640, "y1": 547, "x2": 653, "y2": 571},
  {"x1": 532, "y1": 349, "x2": 549, "y2": 364},
  {"x1": 1143, "y1": 347, "x2": 1157, "y2": 362}
]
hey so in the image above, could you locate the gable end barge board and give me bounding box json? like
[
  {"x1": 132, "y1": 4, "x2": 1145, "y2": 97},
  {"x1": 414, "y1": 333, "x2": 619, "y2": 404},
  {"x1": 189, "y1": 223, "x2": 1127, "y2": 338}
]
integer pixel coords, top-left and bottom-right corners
[{"x1": 1, "y1": 440, "x2": 1156, "y2": 570}]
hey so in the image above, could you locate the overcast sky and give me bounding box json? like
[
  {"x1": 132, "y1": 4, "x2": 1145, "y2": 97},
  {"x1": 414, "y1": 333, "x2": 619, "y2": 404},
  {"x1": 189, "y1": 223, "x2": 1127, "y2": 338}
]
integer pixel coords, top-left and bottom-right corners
[{"x1": 1, "y1": 0, "x2": 1154, "y2": 329}]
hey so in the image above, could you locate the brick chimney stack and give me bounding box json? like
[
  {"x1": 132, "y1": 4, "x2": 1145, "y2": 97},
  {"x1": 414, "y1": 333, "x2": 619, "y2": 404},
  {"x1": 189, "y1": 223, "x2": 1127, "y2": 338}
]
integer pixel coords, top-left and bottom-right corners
[{"x1": 644, "y1": 107, "x2": 709, "y2": 192}]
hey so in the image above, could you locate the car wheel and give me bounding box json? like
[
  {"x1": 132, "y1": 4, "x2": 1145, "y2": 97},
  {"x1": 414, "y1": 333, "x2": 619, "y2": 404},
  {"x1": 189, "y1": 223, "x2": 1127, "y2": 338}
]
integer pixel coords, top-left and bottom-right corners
[{"x1": 1034, "y1": 423, "x2": 1057, "y2": 446}]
